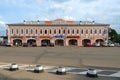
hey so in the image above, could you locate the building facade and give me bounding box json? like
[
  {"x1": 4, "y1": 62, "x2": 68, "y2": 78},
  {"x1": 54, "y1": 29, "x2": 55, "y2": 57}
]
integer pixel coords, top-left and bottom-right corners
[{"x1": 7, "y1": 19, "x2": 110, "y2": 46}]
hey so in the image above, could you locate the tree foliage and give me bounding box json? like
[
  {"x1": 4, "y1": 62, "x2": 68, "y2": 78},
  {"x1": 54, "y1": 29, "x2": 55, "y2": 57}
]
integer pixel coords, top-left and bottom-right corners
[{"x1": 109, "y1": 28, "x2": 120, "y2": 43}]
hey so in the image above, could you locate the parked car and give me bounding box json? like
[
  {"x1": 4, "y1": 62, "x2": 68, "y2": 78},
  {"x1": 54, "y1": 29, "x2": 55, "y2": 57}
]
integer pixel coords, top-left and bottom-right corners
[
  {"x1": 31, "y1": 44, "x2": 37, "y2": 47},
  {"x1": 41, "y1": 43, "x2": 47, "y2": 47},
  {"x1": 56, "y1": 66, "x2": 66, "y2": 75},
  {"x1": 48, "y1": 43, "x2": 54, "y2": 47},
  {"x1": 114, "y1": 43, "x2": 120, "y2": 47},
  {"x1": 6, "y1": 43, "x2": 12, "y2": 47},
  {"x1": 108, "y1": 43, "x2": 114, "y2": 47},
  {"x1": 9, "y1": 63, "x2": 19, "y2": 71},
  {"x1": 22, "y1": 43, "x2": 28, "y2": 47},
  {"x1": 93, "y1": 43, "x2": 100, "y2": 47},
  {"x1": 34, "y1": 65, "x2": 44, "y2": 73},
  {"x1": 101, "y1": 42, "x2": 108, "y2": 47},
  {"x1": 84, "y1": 43, "x2": 93, "y2": 47},
  {"x1": 86, "y1": 68, "x2": 98, "y2": 77}
]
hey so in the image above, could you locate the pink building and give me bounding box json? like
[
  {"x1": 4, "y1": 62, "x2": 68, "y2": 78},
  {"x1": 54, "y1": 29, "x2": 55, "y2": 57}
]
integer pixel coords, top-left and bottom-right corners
[{"x1": 7, "y1": 19, "x2": 110, "y2": 46}]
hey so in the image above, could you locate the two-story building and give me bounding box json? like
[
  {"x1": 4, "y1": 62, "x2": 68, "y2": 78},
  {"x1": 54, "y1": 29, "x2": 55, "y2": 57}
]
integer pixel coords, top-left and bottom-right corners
[{"x1": 7, "y1": 19, "x2": 110, "y2": 46}]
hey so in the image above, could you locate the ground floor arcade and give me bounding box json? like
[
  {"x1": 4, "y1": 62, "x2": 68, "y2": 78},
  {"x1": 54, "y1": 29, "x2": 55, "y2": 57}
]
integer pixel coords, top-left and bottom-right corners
[{"x1": 9, "y1": 37, "x2": 106, "y2": 47}]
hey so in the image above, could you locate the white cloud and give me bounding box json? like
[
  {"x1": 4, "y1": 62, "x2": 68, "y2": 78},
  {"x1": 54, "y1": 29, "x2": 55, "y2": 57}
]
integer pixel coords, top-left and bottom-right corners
[
  {"x1": 0, "y1": 20, "x2": 7, "y2": 36},
  {"x1": 0, "y1": 0, "x2": 120, "y2": 34},
  {"x1": 63, "y1": 16, "x2": 75, "y2": 20}
]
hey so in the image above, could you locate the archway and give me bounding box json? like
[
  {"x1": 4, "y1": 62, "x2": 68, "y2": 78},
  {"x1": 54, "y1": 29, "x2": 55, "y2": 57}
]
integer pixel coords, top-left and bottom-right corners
[
  {"x1": 96, "y1": 39, "x2": 104, "y2": 43},
  {"x1": 82, "y1": 39, "x2": 91, "y2": 46},
  {"x1": 55, "y1": 39, "x2": 64, "y2": 46},
  {"x1": 41, "y1": 39, "x2": 50, "y2": 46},
  {"x1": 27, "y1": 39, "x2": 36, "y2": 46},
  {"x1": 13, "y1": 39, "x2": 22, "y2": 46},
  {"x1": 69, "y1": 39, "x2": 77, "y2": 46}
]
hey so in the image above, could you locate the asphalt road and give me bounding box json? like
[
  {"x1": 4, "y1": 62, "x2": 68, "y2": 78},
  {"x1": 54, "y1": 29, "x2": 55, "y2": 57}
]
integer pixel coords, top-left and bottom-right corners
[
  {"x1": 0, "y1": 47, "x2": 119, "y2": 80},
  {"x1": 0, "y1": 47, "x2": 120, "y2": 68}
]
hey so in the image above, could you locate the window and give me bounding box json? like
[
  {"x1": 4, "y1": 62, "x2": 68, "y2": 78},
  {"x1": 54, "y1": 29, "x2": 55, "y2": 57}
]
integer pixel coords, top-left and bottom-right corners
[
  {"x1": 86, "y1": 29, "x2": 88, "y2": 34},
  {"x1": 95, "y1": 29, "x2": 97, "y2": 34},
  {"x1": 103, "y1": 29, "x2": 107, "y2": 34},
  {"x1": 11, "y1": 29, "x2": 14, "y2": 34},
  {"x1": 31, "y1": 29, "x2": 33, "y2": 34},
  {"x1": 16, "y1": 29, "x2": 18, "y2": 34},
  {"x1": 26, "y1": 29, "x2": 28, "y2": 34},
  {"x1": 49, "y1": 29, "x2": 51, "y2": 34},
  {"x1": 77, "y1": 29, "x2": 79, "y2": 34},
  {"x1": 63, "y1": 30, "x2": 65, "y2": 34},
  {"x1": 40, "y1": 29, "x2": 42, "y2": 34},
  {"x1": 21, "y1": 29, "x2": 23, "y2": 34},
  {"x1": 59, "y1": 29, "x2": 61, "y2": 34},
  {"x1": 68, "y1": 29, "x2": 70, "y2": 34},
  {"x1": 72, "y1": 29, "x2": 74, "y2": 34},
  {"x1": 90, "y1": 29, "x2": 92, "y2": 34},
  {"x1": 99, "y1": 29, "x2": 101, "y2": 34},
  {"x1": 81, "y1": 29, "x2": 83, "y2": 34},
  {"x1": 36, "y1": 29, "x2": 37, "y2": 34},
  {"x1": 45, "y1": 30, "x2": 47, "y2": 34},
  {"x1": 54, "y1": 29, "x2": 56, "y2": 34}
]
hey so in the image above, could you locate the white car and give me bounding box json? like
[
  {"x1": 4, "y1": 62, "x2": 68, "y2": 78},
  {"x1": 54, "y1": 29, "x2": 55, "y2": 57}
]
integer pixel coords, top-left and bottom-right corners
[
  {"x1": 94, "y1": 43, "x2": 100, "y2": 47},
  {"x1": 34, "y1": 65, "x2": 44, "y2": 73},
  {"x1": 108, "y1": 43, "x2": 114, "y2": 47},
  {"x1": 86, "y1": 68, "x2": 98, "y2": 77},
  {"x1": 56, "y1": 66, "x2": 66, "y2": 75},
  {"x1": 9, "y1": 63, "x2": 19, "y2": 71}
]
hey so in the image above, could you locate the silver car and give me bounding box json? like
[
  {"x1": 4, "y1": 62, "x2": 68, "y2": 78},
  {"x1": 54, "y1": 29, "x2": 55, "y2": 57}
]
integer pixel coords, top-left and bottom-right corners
[
  {"x1": 86, "y1": 68, "x2": 98, "y2": 77},
  {"x1": 9, "y1": 63, "x2": 19, "y2": 71},
  {"x1": 34, "y1": 65, "x2": 44, "y2": 73},
  {"x1": 56, "y1": 66, "x2": 66, "y2": 75}
]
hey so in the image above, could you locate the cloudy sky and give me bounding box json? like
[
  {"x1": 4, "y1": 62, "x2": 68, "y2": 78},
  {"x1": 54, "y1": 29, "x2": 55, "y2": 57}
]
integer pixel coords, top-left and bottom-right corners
[{"x1": 0, "y1": 0, "x2": 120, "y2": 35}]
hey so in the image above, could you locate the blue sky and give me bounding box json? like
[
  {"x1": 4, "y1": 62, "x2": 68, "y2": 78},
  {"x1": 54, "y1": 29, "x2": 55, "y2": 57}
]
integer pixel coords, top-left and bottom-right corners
[{"x1": 0, "y1": 0, "x2": 120, "y2": 36}]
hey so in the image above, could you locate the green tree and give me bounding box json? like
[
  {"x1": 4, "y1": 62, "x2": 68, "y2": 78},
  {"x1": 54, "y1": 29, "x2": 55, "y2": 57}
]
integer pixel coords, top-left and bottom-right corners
[{"x1": 109, "y1": 29, "x2": 120, "y2": 43}]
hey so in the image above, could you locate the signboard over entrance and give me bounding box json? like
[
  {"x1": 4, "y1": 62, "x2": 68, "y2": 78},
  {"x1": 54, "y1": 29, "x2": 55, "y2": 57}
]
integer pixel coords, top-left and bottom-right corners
[
  {"x1": 67, "y1": 36, "x2": 80, "y2": 38},
  {"x1": 54, "y1": 35, "x2": 64, "y2": 38}
]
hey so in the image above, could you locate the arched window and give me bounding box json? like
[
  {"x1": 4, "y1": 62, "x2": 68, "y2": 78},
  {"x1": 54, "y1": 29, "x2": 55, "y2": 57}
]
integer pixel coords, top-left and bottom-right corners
[
  {"x1": 63, "y1": 30, "x2": 65, "y2": 34},
  {"x1": 72, "y1": 29, "x2": 74, "y2": 34},
  {"x1": 21, "y1": 29, "x2": 23, "y2": 34},
  {"x1": 16, "y1": 29, "x2": 18, "y2": 34},
  {"x1": 11, "y1": 29, "x2": 14, "y2": 34},
  {"x1": 45, "y1": 30, "x2": 47, "y2": 34},
  {"x1": 95, "y1": 29, "x2": 97, "y2": 34},
  {"x1": 49, "y1": 29, "x2": 51, "y2": 34},
  {"x1": 103, "y1": 29, "x2": 107, "y2": 34},
  {"x1": 40, "y1": 29, "x2": 42, "y2": 34},
  {"x1": 68, "y1": 29, "x2": 70, "y2": 34},
  {"x1": 31, "y1": 29, "x2": 33, "y2": 34},
  {"x1": 86, "y1": 29, "x2": 88, "y2": 34},
  {"x1": 26, "y1": 29, "x2": 28, "y2": 34},
  {"x1": 90, "y1": 29, "x2": 92, "y2": 34},
  {"x1": 99, "y1": 29, "x2": 101, "y2": 34},
  {"x1": 81, "y1": 29, "x2": 83, "y2": 34},
  {"x1": 59, "y1": 29, "x2": 61, "y2": 34},
  {"x1": 36, "y1": 29, "x2": 37, "y2": 34},
  {"x1": 77, "y1": 29, "x2": 79, "y2": 34},
  {"x1": 54, "y1": 29, "x2": 56, "y2": 34}
]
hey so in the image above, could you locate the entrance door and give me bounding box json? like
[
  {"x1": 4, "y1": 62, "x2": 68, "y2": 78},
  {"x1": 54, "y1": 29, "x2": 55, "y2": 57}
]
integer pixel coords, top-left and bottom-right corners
[{"x1": 55, "y1": 39, "x2": 64, "y2": 46}]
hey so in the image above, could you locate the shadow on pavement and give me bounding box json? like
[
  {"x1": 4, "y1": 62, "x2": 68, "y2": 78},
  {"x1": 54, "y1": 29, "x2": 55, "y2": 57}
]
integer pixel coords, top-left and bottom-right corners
[{"x1": 0, "y1": 73, "x2": 32, "y2": 80}]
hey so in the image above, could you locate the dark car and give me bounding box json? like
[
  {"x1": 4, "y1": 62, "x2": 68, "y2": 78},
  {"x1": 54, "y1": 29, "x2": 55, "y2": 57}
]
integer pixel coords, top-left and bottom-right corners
[
  {"x1": 41, "y1": 43, "x2": 47, "y2": 47},
  {"x1": 22, "y1": 43, "x2": 28, "y2": 47},
  {"x1": 48, "y1": 43, "x2": 54, "y2": 47}
]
